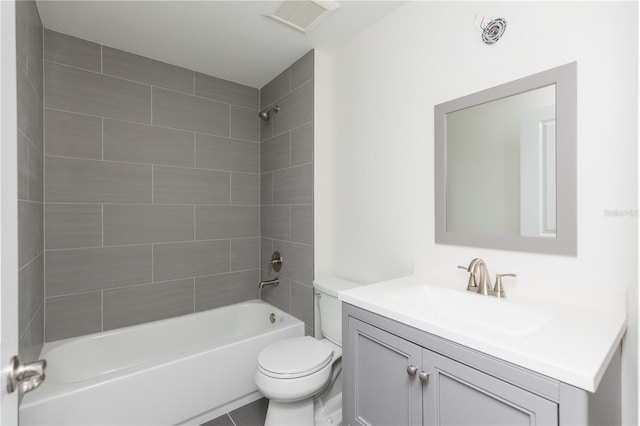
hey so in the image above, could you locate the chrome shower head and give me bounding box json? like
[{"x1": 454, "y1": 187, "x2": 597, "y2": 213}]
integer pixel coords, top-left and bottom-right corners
[{"x1": 258, "y1": 104, "x2": 280, "y2": 121}]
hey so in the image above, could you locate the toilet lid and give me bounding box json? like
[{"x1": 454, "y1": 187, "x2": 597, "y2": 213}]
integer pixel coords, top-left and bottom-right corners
[{"x1": 257, "y1": 336, "x2": 334, "y2": 379}]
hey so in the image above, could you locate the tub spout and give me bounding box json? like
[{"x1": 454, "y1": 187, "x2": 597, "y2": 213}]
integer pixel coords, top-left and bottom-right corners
[{"x1": 259, "y1": 278, "x2": 279, "y2": 289}]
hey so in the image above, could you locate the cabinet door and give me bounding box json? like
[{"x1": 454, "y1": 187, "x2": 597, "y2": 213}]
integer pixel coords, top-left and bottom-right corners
[
  {"x1": 422, "y1": 349, "x2": 558, "y2": 426},
  {"x1": 345, "y1": 318, "x2": 423, "y2": 426}
]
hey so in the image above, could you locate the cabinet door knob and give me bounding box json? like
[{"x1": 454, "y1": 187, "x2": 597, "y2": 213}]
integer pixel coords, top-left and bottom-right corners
[
  {"x1": 419, "y1": 371, "x2": 430, "y2": 383},
  {"x1": 406, "y1": 365, "x2": 418, "y2": 376}
]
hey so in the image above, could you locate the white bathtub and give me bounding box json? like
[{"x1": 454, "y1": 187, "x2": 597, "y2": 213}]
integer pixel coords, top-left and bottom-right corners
[{"x1": 20, "y1": 299, "x2": 304, "y2": 425}]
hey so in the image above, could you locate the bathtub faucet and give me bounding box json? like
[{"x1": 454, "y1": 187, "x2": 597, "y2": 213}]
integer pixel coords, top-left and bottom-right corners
[{"x1": 259, "y1": 278, "x2": 279, "y2": 289}]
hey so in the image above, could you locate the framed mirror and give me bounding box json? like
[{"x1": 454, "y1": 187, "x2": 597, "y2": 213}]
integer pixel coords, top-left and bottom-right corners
[{"x1": 434, "y1": 62, "x2": 577, "y2": 255}]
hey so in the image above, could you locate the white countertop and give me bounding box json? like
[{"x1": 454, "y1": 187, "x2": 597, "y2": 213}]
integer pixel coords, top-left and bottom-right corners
[{"x1": 339, "y1": 274, "x2": 627, "y2": 392}]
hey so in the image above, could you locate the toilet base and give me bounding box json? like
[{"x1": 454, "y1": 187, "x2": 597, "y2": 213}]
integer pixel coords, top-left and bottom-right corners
[{"x1": 265, "y1": 399, "x2": 314, "y2": 426}]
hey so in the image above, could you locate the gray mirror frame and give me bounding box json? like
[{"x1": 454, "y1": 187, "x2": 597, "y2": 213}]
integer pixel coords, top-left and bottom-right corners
[{"x1": 434, "y1": 62, "x2": 577, "y2": 255}]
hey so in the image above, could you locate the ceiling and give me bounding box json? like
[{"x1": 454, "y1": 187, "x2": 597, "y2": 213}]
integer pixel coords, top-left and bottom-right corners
[{"x1": 35, "y1": 0, "x2": 407, "y2": 89}]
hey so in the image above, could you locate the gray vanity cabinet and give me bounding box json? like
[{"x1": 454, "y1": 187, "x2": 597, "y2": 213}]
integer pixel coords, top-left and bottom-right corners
[
  {"x1": 346, "y1": 316, "x2": 557, "y2": 426},
  {"x1": 343, "y1": 303, "x2": 621, "y2": 426}
]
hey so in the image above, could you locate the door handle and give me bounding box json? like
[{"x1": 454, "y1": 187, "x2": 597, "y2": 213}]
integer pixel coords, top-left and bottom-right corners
[
  {"x1": 6, "y1": 355, "x2": 46, "y2": 394},
  {"x1": 419, "y1": 371, "x2": 430, "y2": 383}
]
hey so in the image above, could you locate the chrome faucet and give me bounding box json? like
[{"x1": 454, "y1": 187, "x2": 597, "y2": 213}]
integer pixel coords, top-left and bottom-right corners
[{"x1": 458, "y1": 258, "x2": 516, "y2": 298}]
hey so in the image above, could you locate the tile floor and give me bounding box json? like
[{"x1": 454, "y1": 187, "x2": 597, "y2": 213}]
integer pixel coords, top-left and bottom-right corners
[{"x1": 201, "y1": 398, "x2": 268, "y2": 426}]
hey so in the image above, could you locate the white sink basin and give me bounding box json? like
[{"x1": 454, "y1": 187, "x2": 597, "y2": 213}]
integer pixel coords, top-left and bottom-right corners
[{"x1": 387, "y1": 284, "x2": 553, "y2": 337}]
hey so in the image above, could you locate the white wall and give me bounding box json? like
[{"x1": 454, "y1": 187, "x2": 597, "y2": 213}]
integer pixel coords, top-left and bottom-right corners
[{"x1": 315, "y1": 1, "x2": 638, "y2": 423}]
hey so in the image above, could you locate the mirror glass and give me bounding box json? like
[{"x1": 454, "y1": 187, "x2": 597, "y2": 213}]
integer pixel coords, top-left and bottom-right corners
[{"x1": 435, "y1": 63, "x2": 576, "y2": 255}]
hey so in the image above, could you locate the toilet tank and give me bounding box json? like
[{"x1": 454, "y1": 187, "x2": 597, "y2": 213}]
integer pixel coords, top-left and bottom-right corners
[{"x1": 313, "y1": 277, "x2": 361, "y2": 345}]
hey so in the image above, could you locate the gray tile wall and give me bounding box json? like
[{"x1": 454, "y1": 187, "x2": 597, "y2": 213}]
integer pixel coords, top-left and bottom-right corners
[
  {"x1": 43, "y1": 30, "x2": 261, "y2": 341},
  {"x1": 16, "y1": 0, "x2": 44, "y2": 362},
  {"x1": 259, "y1": 51, "x2": 314, "y2": 335}
]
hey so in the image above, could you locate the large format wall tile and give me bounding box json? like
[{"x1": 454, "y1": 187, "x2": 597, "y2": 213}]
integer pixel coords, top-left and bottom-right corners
[
  {"x1": 22, "y1": 254, "x2": 44, "y2": 331},
  {"x1": 261, "y1": 68, "x2": 290, "y2": 109},
  {"x1": 272, "y1": 164, "x2": 312, "y2": 205},
  {"x1": 103, "y1": 119, "x2": 194, "y2": 167},
  {"x1": 18, "y1": 201, "x2": 42, "y2": 268},
  {"x1": 272, "y1": 81, "x2": 313, "y2": 136},
  {"x1": 230, "y1": 106, "x2": 260, "y2": 141},
  {"x1": 152, "y1": 87, "x2": 228, "y2": 135},
  {"x1": 195, "y1": 206, "x2": 259, "y2": 239},
  {"x1": 276, "y1": 241, "x2": 313, "y2": 285},
  {"x1": 261, "y1": 173, "x2": 273, "y2": 206},
  {"x1": 44, "y1": 29, "x2": 101, "y2": 72},
  {"x1": 259, "y1": 50, "x2": 314, "y2": 332},
  {"x1": 194, "y1": 270, "x2": 258, "y2": 311},
  {"x1": 153, "y1": 166, "x2": 230, "y2": 204},
  {"x1": 42, "y1": 30, "x2": 265, "y2": 341},
  {"x1": 231, "y1": 173, "x2": 259, "y2": 206},
  {"x1": 18, "y1": 133, "x2": 29, "y2": 200},
  {"x1": 45, "y1": 204, "x2": 102, "y2": 250},
  {"x1": 291, "y1": 122, "x2": 313, "y2": 166},
  {"x1": 291, "y1": 51, "x2": 313, "y2": 90},
  {"x1": 103, "y1": 47, "x2": 194, "y2": 94},
  {"x1": 46, "y1": 156, "x2": 152, "y2": 203},
  {"x1": 46, "y1": 245, "x2": 152, "y2": 296},
  {"x1": 291, "y1": 205, "x2": 313, "y2": 245},
  {"x1": 261, "y1": 206, "x2": 290, "y2": 241},
  {"x1": 103, "y1": 279, "x2": 194, "y2": 330},
  {"x1": 291, "y1": 281, "x2": 313, "y2": 328},
  {"x1": 45, "y1": 292, "x2": 102, "y2": 341},
  {"x1": 195, "y1": 72, "x2": 258, "y2": 109},
  {"x1": 45, "y1": 62, "x2": 151, "y2": 123},
  {"x1": 17, "y1": 0, "x2": 44, "y2": 360},
  {"x1": 195, "y1": 134, "x2": 259, "y2": 173},
  {"x1": 45, "y1": 109, "x2": 102, "y2": 160},
  {"x1": 27, "y1": 140, "x2": 43, "y2": 202},
  {"x1": 231, "y1": 238, "x2": 259, "y2": 271},
  {"x1": 103, "y1": 204, "x2": 194, "y2": 245},
  {"x1": 17, "y1": 66, "x2": 40, "y2": 148},
  {"x1": 261, "y1": 132, "x2": 290, "y2": 173},
  {"x1": 153, "y1": 240, "x2": 230, "y2": 282}
]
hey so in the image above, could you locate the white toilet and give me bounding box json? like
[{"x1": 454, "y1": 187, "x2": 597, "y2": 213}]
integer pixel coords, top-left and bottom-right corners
[{"x1": 255, "y1": 277, "x2": 360, "y2": 426}]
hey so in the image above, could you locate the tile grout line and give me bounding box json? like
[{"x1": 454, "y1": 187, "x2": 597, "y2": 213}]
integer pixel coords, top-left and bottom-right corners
[
  {"x1": 228, "y1": 413, "x2": 237, "y2": 426},
  {"x1": 150, "y1": 86, "x2": 153, "y2": 124},
  {"x1": 100, "y1": 290, "x2": 104, "y2": 331}
]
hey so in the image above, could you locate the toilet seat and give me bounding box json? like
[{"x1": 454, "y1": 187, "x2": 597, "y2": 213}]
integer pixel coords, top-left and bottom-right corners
[{"x1": 257, "y1": 337, "x2": 334, "y2": 379}]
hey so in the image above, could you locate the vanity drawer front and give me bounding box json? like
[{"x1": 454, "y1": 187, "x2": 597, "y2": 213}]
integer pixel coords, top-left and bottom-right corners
[{"x1": 423, "y1": 348, "x2": 558, "y2": 426}]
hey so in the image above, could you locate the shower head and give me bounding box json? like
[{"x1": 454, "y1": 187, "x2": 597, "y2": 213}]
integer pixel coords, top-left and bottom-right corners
[{"x1": 258, "y1": 104, "x2": 280, "y2": 121}]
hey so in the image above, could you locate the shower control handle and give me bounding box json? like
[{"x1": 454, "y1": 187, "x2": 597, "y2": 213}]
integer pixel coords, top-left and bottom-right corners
[{"x1": 268, "y1": 251, "x2": 283, "y2": 272}]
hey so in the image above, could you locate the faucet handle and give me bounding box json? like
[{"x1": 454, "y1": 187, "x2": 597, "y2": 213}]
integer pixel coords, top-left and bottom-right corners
[
  {"x1": 490, "y1": 273, "x2": 517, "y2": 298},
  {"x1": 457, "y1": 265, "x2": 478, "y2": 290}
]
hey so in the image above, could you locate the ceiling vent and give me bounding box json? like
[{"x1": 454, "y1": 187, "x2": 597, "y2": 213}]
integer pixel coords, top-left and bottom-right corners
[{"x1": 261, "y1": 0, "x2": 340, "y2": 34}]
